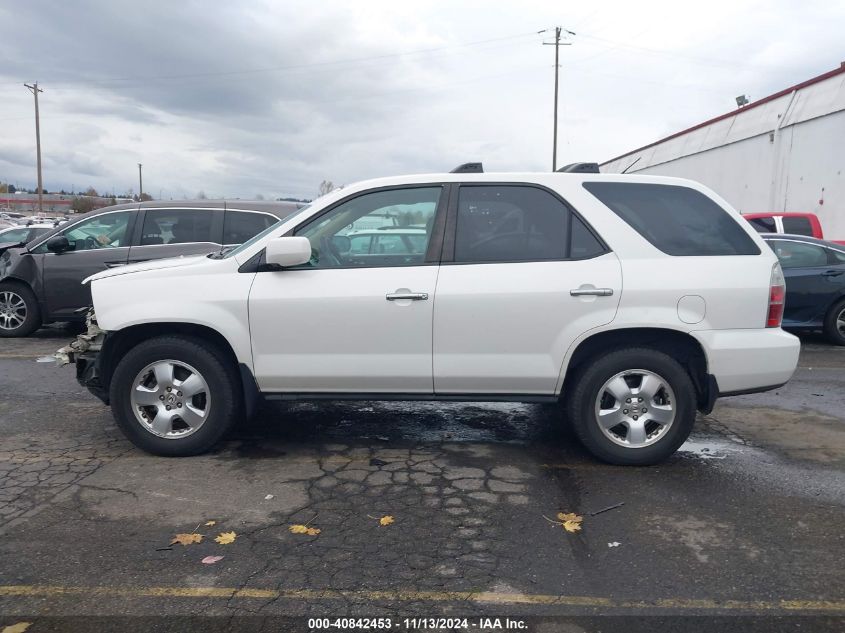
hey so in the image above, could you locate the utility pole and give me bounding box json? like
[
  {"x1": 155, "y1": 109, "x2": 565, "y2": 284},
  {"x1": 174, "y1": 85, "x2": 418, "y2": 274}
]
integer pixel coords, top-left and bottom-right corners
[
  {"x1": 543, "y1": 28, "x2": 572, "y2": 171},
  {"x1": 24, "y1": 82, "x2": 44, "y2": 213},
  {"x1": 138, "y1": 163, "x2": 143, "y2": 200}
]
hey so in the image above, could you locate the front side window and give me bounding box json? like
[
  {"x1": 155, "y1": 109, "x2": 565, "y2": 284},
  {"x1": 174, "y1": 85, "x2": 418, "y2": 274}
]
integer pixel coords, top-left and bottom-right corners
[
  {"x1": 224, "y1": 211, "x2": 277, "y2": 245},
  {"x1": 140, "y1": 209, "x2": 214, "y2": 246},
  {"x1": 52, "y1": 211, "x2": 134, "y2": 252},
  {"x1": 768, "y1": 240, "x2": 829, "y2": 268},
  {"x1": 584, "y1": 182, "x2": 760, "y2": 256},
  {"x1": 295, "y1": 187, "x2": 442, "y2": 268},
  {"x1": 454, "y1": 185, "x2": 601, "y2": 263}
]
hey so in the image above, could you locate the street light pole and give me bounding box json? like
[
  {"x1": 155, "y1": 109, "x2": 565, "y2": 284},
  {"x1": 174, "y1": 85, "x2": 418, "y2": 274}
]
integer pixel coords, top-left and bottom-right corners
[
  {"x1": 24, "y1": 82, "x2": 44, "y2": 213},
  {"x1": 138, "y1": 163, "x2": 143, "y2": 200}
]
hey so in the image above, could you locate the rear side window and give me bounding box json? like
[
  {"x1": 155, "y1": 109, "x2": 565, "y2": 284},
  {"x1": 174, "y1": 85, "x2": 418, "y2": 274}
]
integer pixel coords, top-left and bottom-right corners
[
  {"x1": 454, "y1": 185, "x2": 606, "y2": 263},
  {"x1": 768, "y1": 239, "x2": 828, "y2": 268},
  {"x1": 782, "y1": 216, "x2": 813, "y2": 236},
  {"x1": 141, "y1": 209, "x2": 214, "y2": 246},
  {"x1": 584, "y1": 182, "x2": 760, "y2": 256},
  {"x1": 747, "y1": 216, "x2": 776, "y2": 233},
  {"x1": 224, "y1": 211, "x2": 276, "y2": 245}
]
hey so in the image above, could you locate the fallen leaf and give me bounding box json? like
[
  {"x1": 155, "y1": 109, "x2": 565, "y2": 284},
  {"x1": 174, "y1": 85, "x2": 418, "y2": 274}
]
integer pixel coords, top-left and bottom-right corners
[
  {"x1": 563, "y1": 520, "x2": 582, "y2": 533},
  {"x1": 379, "y1": 515, "x2": 394, "y2": 526},
  {"x1": 171, "y1": 533, "x2": 203, "y2": 546},
  {"x1": 2, "y1": 623, "x2": 32, "y2": 633},
  {"x1": 204, "y1": 520, "x2": 217, "y2": 527},
  {"x1": 557, "y1": 512, "x2": 583, "y2": 523},
  {"x1": 289, "y1": 524, "x2": 321, "y2": 536},
  {"x1": 202, "y1": 555, "x2": 224, "y2": 564},
  {"x1": 215, "y1": 531, "x2": 237, "y2": 545}
]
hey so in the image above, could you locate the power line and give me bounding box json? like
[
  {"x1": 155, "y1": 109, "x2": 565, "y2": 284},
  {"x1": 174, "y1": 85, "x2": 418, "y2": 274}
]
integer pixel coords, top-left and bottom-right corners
[{"x1": 2, "y1": 30, "x2": 545, "y2": 89}]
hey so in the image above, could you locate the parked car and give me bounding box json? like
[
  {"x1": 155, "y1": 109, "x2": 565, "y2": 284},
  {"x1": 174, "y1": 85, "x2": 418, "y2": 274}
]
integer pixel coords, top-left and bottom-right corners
[
  {"x1": 0, "y1": 223, "x2": 56, "y2": 245},
  {"x1": 743, "y1": 212, "x2": 845, "y2": 245},
  {"x1": 54, "y1": 170, "x2": 800, "y2": 465},
  {"x1": 0, "y1": 200, "x2": 305, "y2": 337},
  {"x1": 761, "y1": 233, "x2": 845, "y2": 345},
  {"x1": 344, "y1": 228, "x2": 428, "y2": 256}
]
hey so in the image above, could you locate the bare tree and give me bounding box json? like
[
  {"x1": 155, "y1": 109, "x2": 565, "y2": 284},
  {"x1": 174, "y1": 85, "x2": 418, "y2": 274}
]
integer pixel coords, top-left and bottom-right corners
[
  {"x1": 196, "y1": 190, "x2": 207, "y2": 200},
  {"x1": 255, "y1": 193, "x2": 265, "y2": 200},
  {"x1": 318, "y1": 180, "x2": 335, "y2": 197},
  {"x1": 84, "y1": 186, "x2": 98, "y2": 197}
]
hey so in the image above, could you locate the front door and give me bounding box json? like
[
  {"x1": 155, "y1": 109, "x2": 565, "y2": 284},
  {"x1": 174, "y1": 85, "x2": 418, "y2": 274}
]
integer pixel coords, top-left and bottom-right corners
[
  {"x1": 248, "y1": 185, "x2": 446, "y2": 393},
  {"x1": 433, "y1": 184, "x2": 622, "y2": 395},
  {"x1": 40, "y1": 209, "x2": 137, "y2": 319}
]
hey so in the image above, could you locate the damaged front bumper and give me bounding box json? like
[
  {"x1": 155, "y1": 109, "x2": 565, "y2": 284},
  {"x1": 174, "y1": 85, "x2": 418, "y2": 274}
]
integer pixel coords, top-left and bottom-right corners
[{"x1": 49, "y1": 309, "x2": 110, "y2": 404}]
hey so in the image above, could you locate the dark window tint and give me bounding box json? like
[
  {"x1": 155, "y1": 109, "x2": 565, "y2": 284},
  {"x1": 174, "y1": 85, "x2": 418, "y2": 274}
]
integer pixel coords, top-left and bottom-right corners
[
  {"x1": 224, "y1": 211, "x2": 276, "y2": 245},
  {"x1": 584, "y1": 182, "x2": 760, "y2": 256},
  {"x1": 747, "y1": 216, "x2": 776, "y2": 233},
  {"x1": 782, "y1": 216, "x2": 814, "y2": 236},
  {"x1": 768, "y1": 240, "x2": 828, "y2": 268},
  {"x1": 141, "y1": 209, "x2": 214, "y2": 246},
  {"x1": 570, "y1": 215, "x2": 605, "y2": 259},
  {"x1": 455, "y1": 186, "x2": 581, "y2": 263}
]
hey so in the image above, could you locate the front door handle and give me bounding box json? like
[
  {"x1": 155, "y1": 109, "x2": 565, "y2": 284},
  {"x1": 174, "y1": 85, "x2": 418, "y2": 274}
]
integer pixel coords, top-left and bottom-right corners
[
  {"x1": 104, "y1": 261, "x2": 125, "y2": 268},
  {"x1": 570, "y1": 288, "x2": 614, "y2": 297},
  {"x1": 386, "y1": 292, "x2": 428, "y2": 301},
  {"x1": 822, "y1": 270, "x2": 844, "y2": 277}
]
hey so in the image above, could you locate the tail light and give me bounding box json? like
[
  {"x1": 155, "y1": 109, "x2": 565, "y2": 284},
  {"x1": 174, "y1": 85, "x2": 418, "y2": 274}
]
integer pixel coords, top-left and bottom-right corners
[{"x1": 767, "y1": 263, "x2": 785, "y2": 328}]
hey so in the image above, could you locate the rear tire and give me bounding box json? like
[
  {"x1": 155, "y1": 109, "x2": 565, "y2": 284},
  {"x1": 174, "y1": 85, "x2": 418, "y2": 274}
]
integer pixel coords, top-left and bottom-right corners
[
  {"x1": 109, "y1": 336, "x2": 241, "y2": 456},
  {"x1": 565, "y1": 348, "x2": 696, "y2": 466},
  {"x1": 0, "y1": 282, "x2": 41, "y2": 338},
  {"x1": 823, "y1": 298, "x2": 845, "y2": 346}
]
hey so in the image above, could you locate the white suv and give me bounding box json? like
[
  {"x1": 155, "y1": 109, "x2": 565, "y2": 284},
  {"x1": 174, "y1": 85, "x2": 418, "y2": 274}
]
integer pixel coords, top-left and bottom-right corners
[{"x1": 58, "y1": 171, "x2": 800, "y2": 465}]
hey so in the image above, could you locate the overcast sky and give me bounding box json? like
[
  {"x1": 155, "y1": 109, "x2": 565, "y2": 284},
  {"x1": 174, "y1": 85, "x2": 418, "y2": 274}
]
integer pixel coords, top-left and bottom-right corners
[{"x1": 0, "y1": 0, "x2": 842, "y2": 200}]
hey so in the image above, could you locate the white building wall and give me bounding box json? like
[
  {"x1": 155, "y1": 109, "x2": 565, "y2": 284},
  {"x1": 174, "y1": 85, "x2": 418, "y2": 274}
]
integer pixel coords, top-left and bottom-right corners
[{"x1": 602, "y1": 68, "x2": 845, "y2": 239}]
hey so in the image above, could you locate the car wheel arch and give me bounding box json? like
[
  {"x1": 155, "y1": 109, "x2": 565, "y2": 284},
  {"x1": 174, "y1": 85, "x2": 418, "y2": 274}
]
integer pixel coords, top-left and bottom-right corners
[{"x1": 560, "y1": 327, "x2": 710, "y2": 410}]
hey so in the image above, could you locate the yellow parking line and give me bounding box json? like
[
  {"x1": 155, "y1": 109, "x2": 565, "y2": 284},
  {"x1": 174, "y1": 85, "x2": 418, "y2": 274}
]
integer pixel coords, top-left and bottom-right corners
[{"x1": 0, "y1": 585, "x2": 842, "y2": 612}]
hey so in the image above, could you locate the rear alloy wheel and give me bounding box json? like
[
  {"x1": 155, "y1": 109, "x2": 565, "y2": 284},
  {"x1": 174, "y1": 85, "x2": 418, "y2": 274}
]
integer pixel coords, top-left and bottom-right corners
[
  {"x1": 0, "y1": 283, "x2": 41, "y2": 338},
  {"x1": 824, "y1": 299, "x2": 845, "y2": 346},
  {"x1": 566, "y1": 348, "x2": 696, "y2": 465},
  {"x1": 110, "y1": 336, "x2": 240, "y2": 456}
]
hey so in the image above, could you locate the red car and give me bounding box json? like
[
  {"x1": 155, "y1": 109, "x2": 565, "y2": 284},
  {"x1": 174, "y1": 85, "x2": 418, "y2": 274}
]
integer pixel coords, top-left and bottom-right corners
[{"x1": 743, "y1": 212, "x2": 845, "y2": 245}]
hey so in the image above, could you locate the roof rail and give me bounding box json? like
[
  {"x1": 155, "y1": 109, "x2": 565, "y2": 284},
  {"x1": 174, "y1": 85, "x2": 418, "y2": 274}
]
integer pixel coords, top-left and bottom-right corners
[
  {"x1": 557, "y1": 162, "x2": 600, "y2": 173},
  {"x1": 450, "y1": 162, "x2": 483, "y2": 173}
]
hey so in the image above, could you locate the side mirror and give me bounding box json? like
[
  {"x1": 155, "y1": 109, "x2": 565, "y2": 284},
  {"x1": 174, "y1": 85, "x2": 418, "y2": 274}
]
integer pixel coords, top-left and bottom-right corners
[
  {"x1": 46, "y1": 235, "x2": 70, "y2": 253},
  {"x1": 265, "y1": 236, "x2": 312, "y2": 268}
]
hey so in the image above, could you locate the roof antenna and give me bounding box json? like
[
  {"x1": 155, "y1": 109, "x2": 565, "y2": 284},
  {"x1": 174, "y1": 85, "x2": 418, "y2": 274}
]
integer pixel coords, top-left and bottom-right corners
[{"x1": 621, "y1": 157, "x2": 641, "y2": 174}]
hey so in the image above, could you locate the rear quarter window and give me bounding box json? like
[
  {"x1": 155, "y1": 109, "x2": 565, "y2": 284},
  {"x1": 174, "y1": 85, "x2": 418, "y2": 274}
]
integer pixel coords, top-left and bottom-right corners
[{"x1": 583, "y1": 182, "x2": 760, "y2": 256}]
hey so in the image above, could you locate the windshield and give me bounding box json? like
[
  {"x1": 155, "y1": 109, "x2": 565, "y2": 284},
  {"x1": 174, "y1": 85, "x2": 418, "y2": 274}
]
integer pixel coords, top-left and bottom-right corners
[{"x1": 219, "y1": 205, "x2": 311, "y2": 259}]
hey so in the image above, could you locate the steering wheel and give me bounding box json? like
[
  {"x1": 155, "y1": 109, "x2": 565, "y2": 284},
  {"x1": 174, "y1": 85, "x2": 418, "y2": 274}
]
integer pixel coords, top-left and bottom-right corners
[
  {"x1": 319, "y1": 236, "x2": 343, "y2": 267},
  {"x1": 85, "y1": 236, "x2": 103, "y2": 250}
]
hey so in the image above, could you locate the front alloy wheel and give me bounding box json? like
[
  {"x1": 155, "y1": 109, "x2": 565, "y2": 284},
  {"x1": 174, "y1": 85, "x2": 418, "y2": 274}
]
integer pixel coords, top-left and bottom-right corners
[
  {"x1": 131, "y1": 360, "x2": 211, "y2": 438},
  {"x1": 0, "y1": 290, "x2": 27, "y2": 332}
]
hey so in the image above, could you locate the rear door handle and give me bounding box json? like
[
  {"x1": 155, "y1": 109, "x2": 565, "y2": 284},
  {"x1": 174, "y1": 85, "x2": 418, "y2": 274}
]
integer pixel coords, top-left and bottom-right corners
[
  {"x1": 822, "y1": 270, "x2": 844, "y2": 277},
  {"x1": 570, "y1": 288, "x2": 614, "y2": 297},
  {"x1": 104, "y1": 262, "x2": 126, "y2": 268},
  {"x1": 386, "y1": 292, "x2": 428, "y2": 301}
]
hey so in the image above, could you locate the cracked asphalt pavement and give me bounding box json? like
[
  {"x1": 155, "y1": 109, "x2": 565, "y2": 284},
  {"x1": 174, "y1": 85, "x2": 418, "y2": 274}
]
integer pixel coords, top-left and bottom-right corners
[{"x1": 0, "y1": 327, "x2": 844, "y2": 627}]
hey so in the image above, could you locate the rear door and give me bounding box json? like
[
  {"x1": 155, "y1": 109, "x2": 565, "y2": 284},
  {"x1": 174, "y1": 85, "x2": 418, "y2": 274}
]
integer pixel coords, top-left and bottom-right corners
[
  {"x1": 432, "y1": 184, "x2": 621, "y2": 395},
  {"x1": 39, "y1": 209, "x2": 137, "y2": 318},
  {"x1": 127, "y1": 207, "x2": 222, "y2": 263}
]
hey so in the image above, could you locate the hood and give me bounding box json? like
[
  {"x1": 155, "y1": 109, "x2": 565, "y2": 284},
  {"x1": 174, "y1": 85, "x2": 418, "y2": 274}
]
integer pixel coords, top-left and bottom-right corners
[
  {"x1": 0, "y1": 240, "x2": 25, "y2": 255},
  {"x1": 83, "y1": 254, "x2": 211, "y2": 284}
]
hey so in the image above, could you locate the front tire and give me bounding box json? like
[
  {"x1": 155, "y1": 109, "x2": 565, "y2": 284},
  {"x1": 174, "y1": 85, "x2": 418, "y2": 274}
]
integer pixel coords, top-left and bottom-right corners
[
  {"x1": 823, "y1": 298, "x2": 845, "y2": 346},
  {"x1": 565, "y1": 348, "x2": 696, "y2": 466},
  {"x1": 0, "y1": 282, "x2": 41, "y2": 338},
  {"x1": 109, "y1": 336, "x2": 241, "y2": 456}
]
